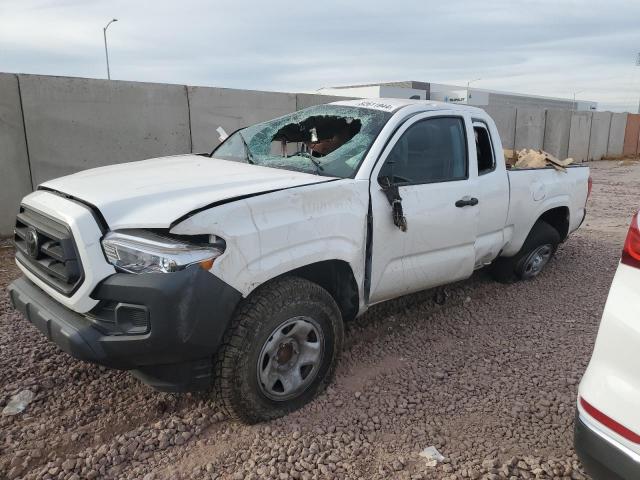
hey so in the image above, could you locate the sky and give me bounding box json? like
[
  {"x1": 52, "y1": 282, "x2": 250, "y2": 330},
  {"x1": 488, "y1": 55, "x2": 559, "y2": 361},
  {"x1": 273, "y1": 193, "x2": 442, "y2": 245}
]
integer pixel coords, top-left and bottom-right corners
[{"x1": 1, "y1": 0, "x2": 640, "y2": 112}]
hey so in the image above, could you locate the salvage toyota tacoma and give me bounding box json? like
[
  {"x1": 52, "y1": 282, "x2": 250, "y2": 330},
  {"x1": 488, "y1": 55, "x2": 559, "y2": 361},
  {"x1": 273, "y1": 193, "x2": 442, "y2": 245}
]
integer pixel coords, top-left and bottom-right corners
[{"x1": 8, "y1": 98, "x2": 590, "y2": 423}]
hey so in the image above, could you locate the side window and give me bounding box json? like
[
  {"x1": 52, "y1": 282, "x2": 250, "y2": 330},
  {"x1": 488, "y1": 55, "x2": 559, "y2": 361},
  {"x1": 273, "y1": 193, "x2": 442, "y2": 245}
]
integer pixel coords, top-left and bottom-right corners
[
  {"x1": 379, "y1": 117, "x2": 467, "y2": 184},
  {"x1": 474, "y1": 124, "x2": 495, "y2": 175}
]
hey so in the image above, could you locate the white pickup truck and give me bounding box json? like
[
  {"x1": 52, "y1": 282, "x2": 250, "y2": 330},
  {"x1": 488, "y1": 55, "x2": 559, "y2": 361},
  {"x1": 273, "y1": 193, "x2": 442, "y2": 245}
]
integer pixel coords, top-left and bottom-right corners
[{"x1": 8, "y1": 98, "x2": 590, "y2": 422}]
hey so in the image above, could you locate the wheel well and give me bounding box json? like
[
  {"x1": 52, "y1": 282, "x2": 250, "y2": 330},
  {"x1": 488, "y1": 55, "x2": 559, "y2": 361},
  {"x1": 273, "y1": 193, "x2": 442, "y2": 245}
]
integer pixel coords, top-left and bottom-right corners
[
  {"x1": 538, "y1": 207, "x2": 569, "y2": 241},
  {"x1": 287, "y1": 260, "x2": 359, "y2": 322}
]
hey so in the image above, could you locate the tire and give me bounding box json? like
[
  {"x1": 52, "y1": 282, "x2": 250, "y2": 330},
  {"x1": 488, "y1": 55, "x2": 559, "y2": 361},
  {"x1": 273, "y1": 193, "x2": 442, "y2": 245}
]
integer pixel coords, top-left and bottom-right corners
[
  {"x1": 490, "y1": 220, "x2": 560, "y2": 283},
  {"x1": 214, "y1": 276, "x2": 343, "y2": 423}
]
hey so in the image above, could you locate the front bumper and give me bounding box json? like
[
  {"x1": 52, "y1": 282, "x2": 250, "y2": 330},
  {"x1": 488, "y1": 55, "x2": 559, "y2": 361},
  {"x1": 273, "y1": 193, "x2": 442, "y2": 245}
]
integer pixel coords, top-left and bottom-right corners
[
  {"x1": 575, "y1": 413, "x2": 640, "y2": 480},
  {"x1": 8, "y1": 266, "x2": 241, "y2": 391}
]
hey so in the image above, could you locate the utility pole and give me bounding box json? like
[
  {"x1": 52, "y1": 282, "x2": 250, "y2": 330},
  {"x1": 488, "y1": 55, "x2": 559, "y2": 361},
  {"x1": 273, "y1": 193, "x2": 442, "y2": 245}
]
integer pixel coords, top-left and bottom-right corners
[
  {"x1": 572, "y1": 91, "x2": 583, "y2": 110},
  {"x1": 103, "y1": 19, "x2": 118, "y2": 80},
  {"x1": 466, "y1": 78, "x2": 481, "y2": 105}
]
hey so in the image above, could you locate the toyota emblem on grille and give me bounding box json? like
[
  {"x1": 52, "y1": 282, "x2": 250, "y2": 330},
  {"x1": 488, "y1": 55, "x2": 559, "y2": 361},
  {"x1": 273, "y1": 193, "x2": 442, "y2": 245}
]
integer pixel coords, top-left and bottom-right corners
[{"x1": 26, "y1": 227, "x2": 40, "y2": 259}]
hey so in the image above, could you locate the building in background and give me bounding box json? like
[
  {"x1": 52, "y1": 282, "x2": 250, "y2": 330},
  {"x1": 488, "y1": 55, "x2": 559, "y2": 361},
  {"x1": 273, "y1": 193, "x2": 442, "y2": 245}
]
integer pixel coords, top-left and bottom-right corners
[
  {"x1": 317, "y1": 81, "x2": 597, "y2": 111},
  {"x1": 317, "y1": 81, "x2": 430, "y2": 101}
]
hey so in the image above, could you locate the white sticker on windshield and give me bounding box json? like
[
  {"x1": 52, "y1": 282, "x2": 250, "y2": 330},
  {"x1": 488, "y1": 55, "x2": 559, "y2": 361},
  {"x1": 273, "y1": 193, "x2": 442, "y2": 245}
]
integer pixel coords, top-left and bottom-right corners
[{"x1": 351, "y1": 100, "x2": 399, "y2": 112}]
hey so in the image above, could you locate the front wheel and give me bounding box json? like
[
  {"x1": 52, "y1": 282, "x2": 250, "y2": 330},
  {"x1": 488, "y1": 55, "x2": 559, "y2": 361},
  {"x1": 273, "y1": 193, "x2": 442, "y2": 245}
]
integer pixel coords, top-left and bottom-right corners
[
  {"x1": 490, "y1": 220, "x2": 560, "y2": 283},
  {"x1": 214, "y1": 277, "x2": 343, "y2": 423}
]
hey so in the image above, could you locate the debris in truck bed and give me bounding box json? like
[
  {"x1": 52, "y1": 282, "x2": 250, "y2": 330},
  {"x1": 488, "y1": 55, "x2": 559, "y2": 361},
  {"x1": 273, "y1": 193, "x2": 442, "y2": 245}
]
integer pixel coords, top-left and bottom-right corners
[{"x1": 505, "y1": 148, "x2": 574, "y2": 172}]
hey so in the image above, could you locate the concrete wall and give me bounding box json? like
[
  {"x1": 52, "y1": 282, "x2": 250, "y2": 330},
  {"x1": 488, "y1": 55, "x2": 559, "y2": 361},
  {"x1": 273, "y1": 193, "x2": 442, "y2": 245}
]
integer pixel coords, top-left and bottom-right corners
[
  {"x1": 0, "y1": 73, "x2": 32, "y2": 236},
  {"x1": 607, "y1": 113, "x2": 628, "y2": 157},
  {"x1": 481, "y1": 106, "x2": 516, "y2": 149},
  {"x1": 543, "y1": 109, "x2": 572, "y2": 160},
  {"x1": 514, "y1": 107, "x2": 545, "y2": 150},
  {"x1": 568, "y1": 112, "x2": 593, "y2": 162},
  {"x1": 188, "y1": 87, "x2": 296, "y2": 153},
  {"x1": 19, "y1": 75, "x2": 191, "y2": 185},
  {"x1": 587, "y1": 111, "x2": 612, "y2": 161},
  {"x1": 623, "y1": 114, "x2": 640, "y2": 156}
]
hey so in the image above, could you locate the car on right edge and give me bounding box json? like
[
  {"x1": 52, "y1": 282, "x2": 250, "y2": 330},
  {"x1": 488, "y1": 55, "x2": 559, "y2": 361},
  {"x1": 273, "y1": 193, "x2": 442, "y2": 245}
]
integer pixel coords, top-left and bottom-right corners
[{"x1": 576, "y1": 210, "x2": 640, "y2": 480}]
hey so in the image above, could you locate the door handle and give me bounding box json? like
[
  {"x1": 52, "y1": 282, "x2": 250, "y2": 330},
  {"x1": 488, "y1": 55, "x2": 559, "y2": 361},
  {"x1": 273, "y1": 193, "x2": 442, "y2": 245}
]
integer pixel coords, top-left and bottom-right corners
[{"x1": 455, "y1": 197, "x2": 479, "y2": 208}]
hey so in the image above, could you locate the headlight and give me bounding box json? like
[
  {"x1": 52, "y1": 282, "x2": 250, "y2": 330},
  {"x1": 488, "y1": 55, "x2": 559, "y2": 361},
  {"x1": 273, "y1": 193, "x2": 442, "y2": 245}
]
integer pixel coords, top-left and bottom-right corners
[{"x1": 101, "y1": 230, "x2": 223, "y2": 274}]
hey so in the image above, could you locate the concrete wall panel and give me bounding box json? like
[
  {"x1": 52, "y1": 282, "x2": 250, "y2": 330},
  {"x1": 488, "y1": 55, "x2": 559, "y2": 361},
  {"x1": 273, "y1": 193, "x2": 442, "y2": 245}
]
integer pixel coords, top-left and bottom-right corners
[
  {"x1": 623, "y1": 114, "x2": 640, "y2": 156},
  {"x1": 189, "y1": 87, "x2": 296, "y2": 153},
  {"x1": 481, "y1": 105, "x2": 516, "y2": 149},
  {"x1": 587, "y1": 111, "x2": 612, "y2": 161},
  {"x1": 514, "y1": 107, "x2": 545, "y2": 150},
  {"x1": 19, "y1": 75, "x2": 191, "y2": 185},
  {"x1": 0, "y1": 73, "x2": 32, "y2": 236},
  {"x1": 607, "y1": 112, "x2": 628, "y2": 157},
  {"x1": 543, "y1": 109, "x2": 571, "y2": 159},
  {"x1": 568, "y1": 112, "x2": 593, "y2": 162}
]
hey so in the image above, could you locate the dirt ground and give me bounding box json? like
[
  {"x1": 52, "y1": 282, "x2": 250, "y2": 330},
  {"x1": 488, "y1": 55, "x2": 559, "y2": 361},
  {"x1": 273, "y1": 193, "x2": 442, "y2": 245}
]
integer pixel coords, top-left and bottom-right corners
[{"x1": 1, "y1": 160, "x2": 639, "y2": 480}]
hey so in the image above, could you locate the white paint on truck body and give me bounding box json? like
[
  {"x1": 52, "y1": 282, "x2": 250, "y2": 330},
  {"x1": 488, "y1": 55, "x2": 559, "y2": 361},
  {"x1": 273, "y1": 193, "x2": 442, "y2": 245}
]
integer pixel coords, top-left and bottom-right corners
[
  {"x1": 171, "y1": 179, "x2": 369, "y2": 310},
  {"x1": 503, "y1": 167, "x2": 588, "y2": 256},
  {"x1": 17, "y1": 98, "x2": 589, "y2": 317},
  {"x1": 40, "y1": 154, "x2": 330, "y2": 230},
  {"x1": 367, "y1": 109, "x2": 479, "y2": 302},
  {"x1": 16, "y1": 190, "x2": 116, "y2": 313}
]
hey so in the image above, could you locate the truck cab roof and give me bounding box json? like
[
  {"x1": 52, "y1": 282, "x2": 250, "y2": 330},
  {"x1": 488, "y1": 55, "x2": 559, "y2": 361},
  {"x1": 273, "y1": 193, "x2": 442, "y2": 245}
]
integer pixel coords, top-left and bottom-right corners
[{"x1": 330, "y1": 97, "x2": 487, "y2": 116}]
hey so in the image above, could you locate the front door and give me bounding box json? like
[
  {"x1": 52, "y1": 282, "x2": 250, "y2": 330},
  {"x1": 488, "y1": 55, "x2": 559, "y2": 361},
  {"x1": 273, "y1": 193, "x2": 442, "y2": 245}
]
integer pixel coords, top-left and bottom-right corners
[{"x1": 368, "y1": 114, "x2": 479, "y2": 304}]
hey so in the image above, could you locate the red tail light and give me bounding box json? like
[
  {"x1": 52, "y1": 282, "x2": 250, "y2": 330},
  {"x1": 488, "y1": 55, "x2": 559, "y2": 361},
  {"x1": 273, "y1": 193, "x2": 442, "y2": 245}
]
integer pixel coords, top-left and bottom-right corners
[
  {"x1": 587, "y1": 176, "x2": 593, "y2": 199},
  {"x1": 580, "y1": 397, "x2": 640, "y2": 443},
  {"x1": 622, "y1": 211, "x2": 640, "y2": 269}
]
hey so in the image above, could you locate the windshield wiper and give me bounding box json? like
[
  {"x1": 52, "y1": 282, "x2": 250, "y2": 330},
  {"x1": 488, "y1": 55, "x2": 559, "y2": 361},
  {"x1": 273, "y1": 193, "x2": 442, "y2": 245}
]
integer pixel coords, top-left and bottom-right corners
[
  {"x1": 238, "y1": 132, "x2": 255, "y2": 165},
  {"x1": 297, "y1": 151, "x2": 324, "y2": 175}
]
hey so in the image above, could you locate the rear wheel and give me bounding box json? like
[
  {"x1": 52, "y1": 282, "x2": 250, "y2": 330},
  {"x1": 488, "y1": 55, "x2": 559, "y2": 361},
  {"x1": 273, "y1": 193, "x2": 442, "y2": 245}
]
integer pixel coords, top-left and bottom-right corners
[
  {"x1": 214, "y1": 277, "x2": 343, "y2": 423},
  {"x1": 490, "y1": 220, "x2": 560, "y2": 283},
  {"x1": 520, "y1": 243, "x2": 554, "y2": 280}
]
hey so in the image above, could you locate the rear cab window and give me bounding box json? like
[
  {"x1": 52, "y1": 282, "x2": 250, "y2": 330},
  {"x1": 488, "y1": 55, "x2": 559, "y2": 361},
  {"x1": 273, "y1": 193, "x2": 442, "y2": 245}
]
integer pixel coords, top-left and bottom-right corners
[{"x1": 472, "y1": 121, "x2": 496, "y2": 175}]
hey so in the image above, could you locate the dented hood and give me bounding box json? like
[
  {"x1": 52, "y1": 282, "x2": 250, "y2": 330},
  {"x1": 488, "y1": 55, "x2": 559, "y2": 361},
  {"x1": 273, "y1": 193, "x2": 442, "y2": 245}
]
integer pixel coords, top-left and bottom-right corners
[{"x1": 41, "y1": 154, "x2": 331, "y2": 230}]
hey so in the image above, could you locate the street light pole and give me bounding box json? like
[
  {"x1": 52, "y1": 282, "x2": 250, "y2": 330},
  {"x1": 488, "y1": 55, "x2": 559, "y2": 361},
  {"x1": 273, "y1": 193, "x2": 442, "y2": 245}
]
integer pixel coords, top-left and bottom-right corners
[{"x1": 103, "y1": 19, "x2": 118, "y2": 80}]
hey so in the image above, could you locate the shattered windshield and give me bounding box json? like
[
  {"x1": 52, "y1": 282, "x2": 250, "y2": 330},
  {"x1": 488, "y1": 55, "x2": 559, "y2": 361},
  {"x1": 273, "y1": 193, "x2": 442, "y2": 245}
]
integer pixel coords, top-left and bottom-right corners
[{"x1": 211, "y1": 105, "x2": 393, "y2": 178}]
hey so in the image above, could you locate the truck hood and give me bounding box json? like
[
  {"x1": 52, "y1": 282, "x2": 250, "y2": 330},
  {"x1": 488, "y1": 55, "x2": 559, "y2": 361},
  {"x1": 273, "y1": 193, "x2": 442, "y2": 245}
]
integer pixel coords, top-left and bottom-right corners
[{"x1": 41, "y1": 154, "x2": 333, "y2": 230}]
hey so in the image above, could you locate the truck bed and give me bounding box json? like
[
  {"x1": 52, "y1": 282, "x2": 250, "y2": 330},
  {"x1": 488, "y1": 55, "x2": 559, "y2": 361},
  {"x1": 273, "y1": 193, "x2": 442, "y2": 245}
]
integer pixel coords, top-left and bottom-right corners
[{"x1": 502, "y1": 165, "x2": 590, "y2": 256}]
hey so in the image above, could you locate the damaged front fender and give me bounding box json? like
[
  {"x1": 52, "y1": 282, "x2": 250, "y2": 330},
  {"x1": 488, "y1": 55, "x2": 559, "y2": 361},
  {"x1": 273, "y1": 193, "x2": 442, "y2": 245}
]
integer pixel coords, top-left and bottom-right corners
[{"x1": 170, "y1": 180, "x2": 370, "y2": 313}]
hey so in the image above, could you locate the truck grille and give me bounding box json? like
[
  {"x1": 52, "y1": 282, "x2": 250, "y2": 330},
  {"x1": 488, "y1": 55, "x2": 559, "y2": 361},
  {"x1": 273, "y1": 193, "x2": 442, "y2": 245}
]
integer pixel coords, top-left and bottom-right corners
[{"x1": 14, "y1": 206, "x2": 84, "y2": 296}]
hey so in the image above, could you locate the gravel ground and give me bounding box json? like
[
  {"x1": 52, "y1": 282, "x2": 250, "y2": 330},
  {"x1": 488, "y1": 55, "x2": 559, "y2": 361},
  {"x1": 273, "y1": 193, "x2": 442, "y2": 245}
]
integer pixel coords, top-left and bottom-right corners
[{"x1": 1, "y1": 160, "x2": 639, "y2": 480}]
